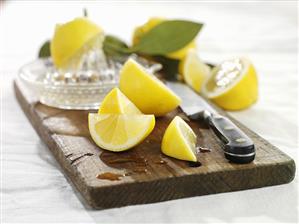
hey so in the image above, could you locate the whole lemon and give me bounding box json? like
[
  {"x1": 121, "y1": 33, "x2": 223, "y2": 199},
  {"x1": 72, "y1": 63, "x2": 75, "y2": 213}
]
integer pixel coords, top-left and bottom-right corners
[{"x1": 132, "y1": 17, "x2": 196, "y2": 60}]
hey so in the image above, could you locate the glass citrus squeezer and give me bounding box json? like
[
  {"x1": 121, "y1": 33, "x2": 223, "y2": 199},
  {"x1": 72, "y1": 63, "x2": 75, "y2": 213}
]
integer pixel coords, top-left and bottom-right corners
[{"x1": 18, "y1": 32, "x2": 162, "y2": 110}]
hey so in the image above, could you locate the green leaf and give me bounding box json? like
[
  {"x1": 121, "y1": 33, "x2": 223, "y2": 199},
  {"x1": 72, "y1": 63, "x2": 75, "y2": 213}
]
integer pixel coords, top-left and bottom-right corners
[
  {"x1": 103, "y1": 35, "x2": 128, "y2": 52},
  {"x1": 103, "y1": 35, "x2": 130, "y2": 61},
  {"x1": 131, "y1": 20, "x2": 203, "y2": 55},
  {"x1": 38, "y1": 40, "x2": 51, "y2": 58}
]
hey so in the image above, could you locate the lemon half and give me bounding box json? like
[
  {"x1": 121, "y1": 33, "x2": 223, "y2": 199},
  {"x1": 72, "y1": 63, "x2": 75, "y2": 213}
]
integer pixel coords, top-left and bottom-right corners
[
  {"x1": 202, "y1": 57, "x2": 258, "y2": 110},
  {"x1": 161, "y1": 116, "x2": 197, "y2": 162},
  {"x1": 119, "y1": 59, "x2": 181, "y2": 116},
  {"x1": 88, "y1": 114, "x2": 155, "y2": 152}
]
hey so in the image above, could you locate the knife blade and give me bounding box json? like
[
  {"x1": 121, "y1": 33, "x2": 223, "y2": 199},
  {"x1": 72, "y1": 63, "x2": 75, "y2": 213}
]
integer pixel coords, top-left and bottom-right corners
[{"x1": 167, "y1": 81, "x2": 255, "y2": 164}]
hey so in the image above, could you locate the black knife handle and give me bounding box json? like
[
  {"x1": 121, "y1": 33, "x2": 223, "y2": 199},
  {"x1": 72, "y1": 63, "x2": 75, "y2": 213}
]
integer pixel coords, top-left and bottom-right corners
[{"x1": 208, "y1": 114, "x2": 255, "y2": 164}]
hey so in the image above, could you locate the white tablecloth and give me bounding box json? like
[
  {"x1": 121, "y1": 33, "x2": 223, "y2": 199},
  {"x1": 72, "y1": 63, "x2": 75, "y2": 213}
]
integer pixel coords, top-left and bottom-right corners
[{"x1": 1, "y1": 1, "x2": 298, "y2": 223}]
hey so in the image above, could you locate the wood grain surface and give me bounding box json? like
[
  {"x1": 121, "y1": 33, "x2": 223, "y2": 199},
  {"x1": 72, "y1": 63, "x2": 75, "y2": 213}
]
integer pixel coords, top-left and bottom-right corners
[{"x1": 14, "y1": 79, "x2": 296, "y2": 209}]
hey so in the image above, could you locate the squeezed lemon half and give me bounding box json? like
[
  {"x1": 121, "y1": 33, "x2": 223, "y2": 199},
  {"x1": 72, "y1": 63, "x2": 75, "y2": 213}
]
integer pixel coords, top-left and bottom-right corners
[
  {"x1": 202, "y1": 57, "x2": 258, "y2": 110},
  {"x1": 161, "y1": 116, "x2": 197, "y2": 162},
  {"x1": 179, "y1": 49, "x2": 211, "y2": 92},
  {"x1": 119, "y1": 59, "x2": 181, "y2": 116},
  {"x1": 98, "y1": 87, "x2": 141, "y2": 115},
  {"x1": 51, "y1": 17, "x2": 103, "y2": 69},
  {"x1": 89, "y1": 114, "x2": 155, "y2": 152}
]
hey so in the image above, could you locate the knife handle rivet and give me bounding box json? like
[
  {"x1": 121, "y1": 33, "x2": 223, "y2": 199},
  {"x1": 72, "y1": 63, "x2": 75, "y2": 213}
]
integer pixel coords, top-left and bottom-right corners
[
  {"x1": 235, "y1": 138, "x2": 246, "y2": 143},
  {"x1": 224, "y1": 126, "x2": 234, "y2": 131}
]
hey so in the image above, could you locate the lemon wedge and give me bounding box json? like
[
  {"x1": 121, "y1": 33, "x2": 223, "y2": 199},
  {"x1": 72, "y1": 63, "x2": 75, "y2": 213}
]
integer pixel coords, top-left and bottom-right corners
[
  {"x1": 88, "y1": 114, "x2": 155, "y2": 152},
  {"x1": 179, "y1": 49, "x2": 211, "y2": 92},
  {"x1": 132, "y1": 17, "x2": 196, "y2": 60},
  {"x1": 119, "y1": 59, "x2": 181, "y2": 116},
  {"x1": 51, "y1": 17, "x2": 103, "y2": 68},
  {"x1": 201, "y1": 57, "x2": 258, "y2": 110},
  {"x1": 98, "y1": 87, "x2": 141, "y2": 114},
  {"x1": 161, "y1": 116, "x2": 197, "y2": 162}
]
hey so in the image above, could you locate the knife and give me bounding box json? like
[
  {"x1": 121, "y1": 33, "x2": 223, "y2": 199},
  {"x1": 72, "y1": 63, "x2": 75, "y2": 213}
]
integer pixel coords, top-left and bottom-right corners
[{"x1": 166, "y1": 81, "x2": 255, "y2": 164}]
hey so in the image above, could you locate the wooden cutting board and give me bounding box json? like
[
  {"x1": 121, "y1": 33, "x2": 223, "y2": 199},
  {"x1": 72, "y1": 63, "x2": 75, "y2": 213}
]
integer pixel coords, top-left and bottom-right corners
[{"x1": 14, "y1": 79, "x2": 295, "y2": 209}]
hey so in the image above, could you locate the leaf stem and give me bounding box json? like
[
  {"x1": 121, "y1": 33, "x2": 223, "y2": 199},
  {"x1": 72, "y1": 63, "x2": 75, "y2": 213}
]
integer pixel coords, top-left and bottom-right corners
[{"x1": 83, "y1": 8, "x2": 88, "y2": 17}]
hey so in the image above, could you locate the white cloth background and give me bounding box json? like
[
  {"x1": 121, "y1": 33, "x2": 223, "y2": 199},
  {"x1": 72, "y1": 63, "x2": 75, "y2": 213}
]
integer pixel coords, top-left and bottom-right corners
[{"x1": 1, "y1": 1, "x2": 298, "y2": 223}]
